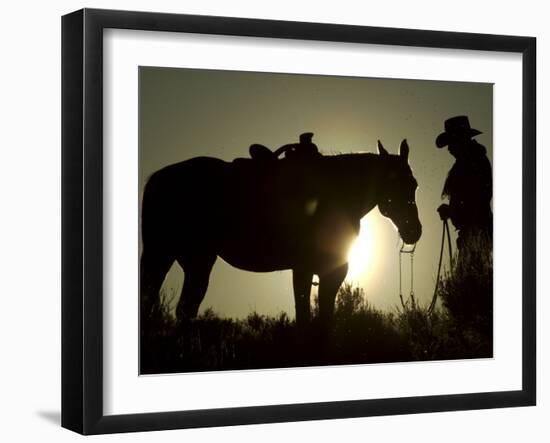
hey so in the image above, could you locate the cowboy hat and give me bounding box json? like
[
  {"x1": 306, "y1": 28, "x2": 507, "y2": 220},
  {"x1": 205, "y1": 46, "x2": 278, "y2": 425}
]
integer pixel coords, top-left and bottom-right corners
[{"x1": 436, "y1": 115, "x2": 482, "y2": 148}]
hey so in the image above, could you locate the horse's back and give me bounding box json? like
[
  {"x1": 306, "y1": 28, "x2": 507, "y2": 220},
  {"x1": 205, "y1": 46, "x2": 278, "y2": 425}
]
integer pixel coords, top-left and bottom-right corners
[
  {"x1": 147, "y1": 156, "x2": 227, "y2": 183},
  {"x1": 141, "y1": 154, "x2": 325, "y2": 268}
]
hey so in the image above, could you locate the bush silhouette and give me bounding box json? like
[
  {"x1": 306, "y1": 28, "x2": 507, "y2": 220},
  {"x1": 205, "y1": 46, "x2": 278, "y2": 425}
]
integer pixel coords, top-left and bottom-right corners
[{"x1": 140, "y1": 271, "x2": 493, "y2": 374}]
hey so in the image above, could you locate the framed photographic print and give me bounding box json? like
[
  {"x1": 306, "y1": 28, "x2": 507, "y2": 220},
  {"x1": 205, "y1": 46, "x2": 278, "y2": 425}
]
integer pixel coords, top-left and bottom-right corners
[{"x1": 61, "y1": 8, "x2": 536, "y2": 435}]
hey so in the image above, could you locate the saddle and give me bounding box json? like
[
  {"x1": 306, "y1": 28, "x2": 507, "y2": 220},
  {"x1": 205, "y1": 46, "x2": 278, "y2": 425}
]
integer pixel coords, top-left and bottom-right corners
[
  {"x1": 246, "y1": 132, "x2": 321, "y2": 163},
  {"x1": 231, "y1": 133, "x2": 321, "y2": 198}
]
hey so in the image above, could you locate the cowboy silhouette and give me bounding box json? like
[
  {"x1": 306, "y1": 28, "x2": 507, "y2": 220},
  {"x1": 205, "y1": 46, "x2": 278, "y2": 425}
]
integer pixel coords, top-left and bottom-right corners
[{"x1": 436, "y1": 116, "x2": 493, "y2": 265}]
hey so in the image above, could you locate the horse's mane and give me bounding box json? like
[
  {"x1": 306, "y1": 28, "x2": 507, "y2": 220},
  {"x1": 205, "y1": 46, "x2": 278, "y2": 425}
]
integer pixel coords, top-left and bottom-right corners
[
  {"x1": 322, "y1": 151, "x2": 378, "y2": 159},
  {"x1": 317, "y1": 151, "x2": 381, "y2": 174}
]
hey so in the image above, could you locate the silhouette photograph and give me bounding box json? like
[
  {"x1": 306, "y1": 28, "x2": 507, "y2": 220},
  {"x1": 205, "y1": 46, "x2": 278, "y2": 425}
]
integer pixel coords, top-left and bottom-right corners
[{"x1": 139, "y1": 67, "x2": 493, "y2": 374}]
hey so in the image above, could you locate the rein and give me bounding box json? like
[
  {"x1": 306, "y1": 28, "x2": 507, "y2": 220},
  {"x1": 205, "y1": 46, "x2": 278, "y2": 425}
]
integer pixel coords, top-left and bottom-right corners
[
  {"x1": 399, "y1": 241, "x2": 416, "y2": 309},
  {"x1": 399, "y1": 219, "x2": 454, "y2": 313}
]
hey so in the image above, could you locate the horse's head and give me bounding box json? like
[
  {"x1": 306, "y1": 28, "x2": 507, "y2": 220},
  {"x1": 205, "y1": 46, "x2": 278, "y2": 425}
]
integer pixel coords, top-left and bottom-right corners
[{"x1": 376, "y1": 139, "x2": 422, "y2": 245}]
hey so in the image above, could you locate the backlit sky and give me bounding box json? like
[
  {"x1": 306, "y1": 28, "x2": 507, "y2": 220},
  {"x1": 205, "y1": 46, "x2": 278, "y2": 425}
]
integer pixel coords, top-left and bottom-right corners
[{"x1": 139, "y1": 67, "x2": 492, "y2": 317}]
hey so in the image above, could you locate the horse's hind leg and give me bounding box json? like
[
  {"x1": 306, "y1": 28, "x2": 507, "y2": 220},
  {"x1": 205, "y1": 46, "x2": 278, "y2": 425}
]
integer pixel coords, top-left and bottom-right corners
[
  {"x1": 140, "y1": 248, "x2": 174, "y2": 332},
  {"x1": 293, "y1": 269, "x2": 313, "y2": 326},
  {"x1": 175, "y1": 254, "x2": 217, "y2": 323}
]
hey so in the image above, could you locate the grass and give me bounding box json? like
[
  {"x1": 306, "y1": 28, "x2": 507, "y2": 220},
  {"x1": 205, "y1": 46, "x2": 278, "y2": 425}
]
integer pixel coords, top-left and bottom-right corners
[{"x1": 141, "y1": 243, "x2": 493, "y2": 374}]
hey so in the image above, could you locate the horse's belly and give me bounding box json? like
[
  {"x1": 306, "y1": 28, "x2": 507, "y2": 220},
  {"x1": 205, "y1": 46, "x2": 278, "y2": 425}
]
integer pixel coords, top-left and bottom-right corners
[{"x1": 218, "y1": 241, "x2": 294, "y2": 272}]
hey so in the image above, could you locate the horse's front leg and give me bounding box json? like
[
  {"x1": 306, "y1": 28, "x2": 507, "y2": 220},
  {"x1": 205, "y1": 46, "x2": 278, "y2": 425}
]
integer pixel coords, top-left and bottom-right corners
[
  {"x1": 318, "y1": 263, "x2": 348, "y2": 328},
  {"x1": 292, "y1": 269, "x2": 313, "y2": 326}
]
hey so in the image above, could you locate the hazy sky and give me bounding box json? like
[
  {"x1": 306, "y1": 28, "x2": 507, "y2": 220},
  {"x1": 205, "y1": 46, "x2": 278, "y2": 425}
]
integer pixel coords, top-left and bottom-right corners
[{"x1": 139, "y1": 67, "x2": 492, "y2": 317}]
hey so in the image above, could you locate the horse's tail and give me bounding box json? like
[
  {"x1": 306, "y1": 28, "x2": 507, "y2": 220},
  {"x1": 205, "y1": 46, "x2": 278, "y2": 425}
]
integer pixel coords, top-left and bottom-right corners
[{"x1": 141, "y1": 170, "x2": 165, "y2": 249}]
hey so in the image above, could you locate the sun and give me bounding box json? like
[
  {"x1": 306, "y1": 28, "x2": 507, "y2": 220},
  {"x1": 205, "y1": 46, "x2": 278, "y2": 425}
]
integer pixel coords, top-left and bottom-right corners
[{"x1": 346, "y1": 218, "x2": 375, "y2": 282}]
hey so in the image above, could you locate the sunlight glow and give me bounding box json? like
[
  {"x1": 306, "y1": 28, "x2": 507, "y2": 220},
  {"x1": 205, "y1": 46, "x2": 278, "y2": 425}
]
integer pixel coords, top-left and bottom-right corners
[{"x1": 346, "y1": 218, "x2": 375, "y2": 282}]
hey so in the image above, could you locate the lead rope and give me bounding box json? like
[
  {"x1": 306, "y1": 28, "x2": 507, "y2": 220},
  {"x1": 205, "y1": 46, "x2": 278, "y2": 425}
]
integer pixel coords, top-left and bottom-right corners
[
  {"x1": 428, "y1": 219, "x2": 454, "y2": 314},
  {"x1": 409, "y1": 249, "x2": 416, "y2": 308},
  {"x1": 445, "y1": 219, "x2": 454, "y2": 269}
]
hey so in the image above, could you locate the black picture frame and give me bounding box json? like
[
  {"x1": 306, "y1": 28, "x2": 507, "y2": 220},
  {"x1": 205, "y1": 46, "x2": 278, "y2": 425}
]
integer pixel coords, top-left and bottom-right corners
[{"x1": 62, "y1": 8, "x2": 536, "y2": 435}]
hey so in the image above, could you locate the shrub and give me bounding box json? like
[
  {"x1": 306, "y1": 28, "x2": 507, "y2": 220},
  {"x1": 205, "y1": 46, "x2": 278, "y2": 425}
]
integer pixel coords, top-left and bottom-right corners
[
  {"x1": 437, "y1": 232, "x2": 493, "y2": 349},
  {"x1": 140, "y1": 273, "x2": 493, "y2": 374}
]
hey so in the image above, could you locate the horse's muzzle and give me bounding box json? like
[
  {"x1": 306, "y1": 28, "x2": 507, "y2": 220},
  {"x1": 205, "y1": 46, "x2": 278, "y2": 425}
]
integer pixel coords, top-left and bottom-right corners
[{"x1": 400, "y1": 223, "x2": 422, "y2": 245}]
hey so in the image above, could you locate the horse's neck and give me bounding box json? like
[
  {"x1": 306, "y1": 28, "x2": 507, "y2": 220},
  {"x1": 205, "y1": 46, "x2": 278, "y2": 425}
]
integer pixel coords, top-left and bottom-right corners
[{"x1": 320, "y1": 153, "x2": 381, "y2": 218}]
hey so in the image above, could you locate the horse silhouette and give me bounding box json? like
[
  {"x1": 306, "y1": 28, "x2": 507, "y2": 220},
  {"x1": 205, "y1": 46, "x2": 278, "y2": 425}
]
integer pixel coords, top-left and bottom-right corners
[{"x1": 140, "y1": 139, "x2": 422, "y2": 330}]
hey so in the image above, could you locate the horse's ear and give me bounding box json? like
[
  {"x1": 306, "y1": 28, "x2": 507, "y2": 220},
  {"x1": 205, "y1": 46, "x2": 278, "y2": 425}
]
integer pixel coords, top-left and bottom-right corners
[
  {"x1": 377, "y1": 140, "x2": 389, "y2": 157},
  {"x1": 399, "y1": 139, "x2": 409, "y2": 161}
]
